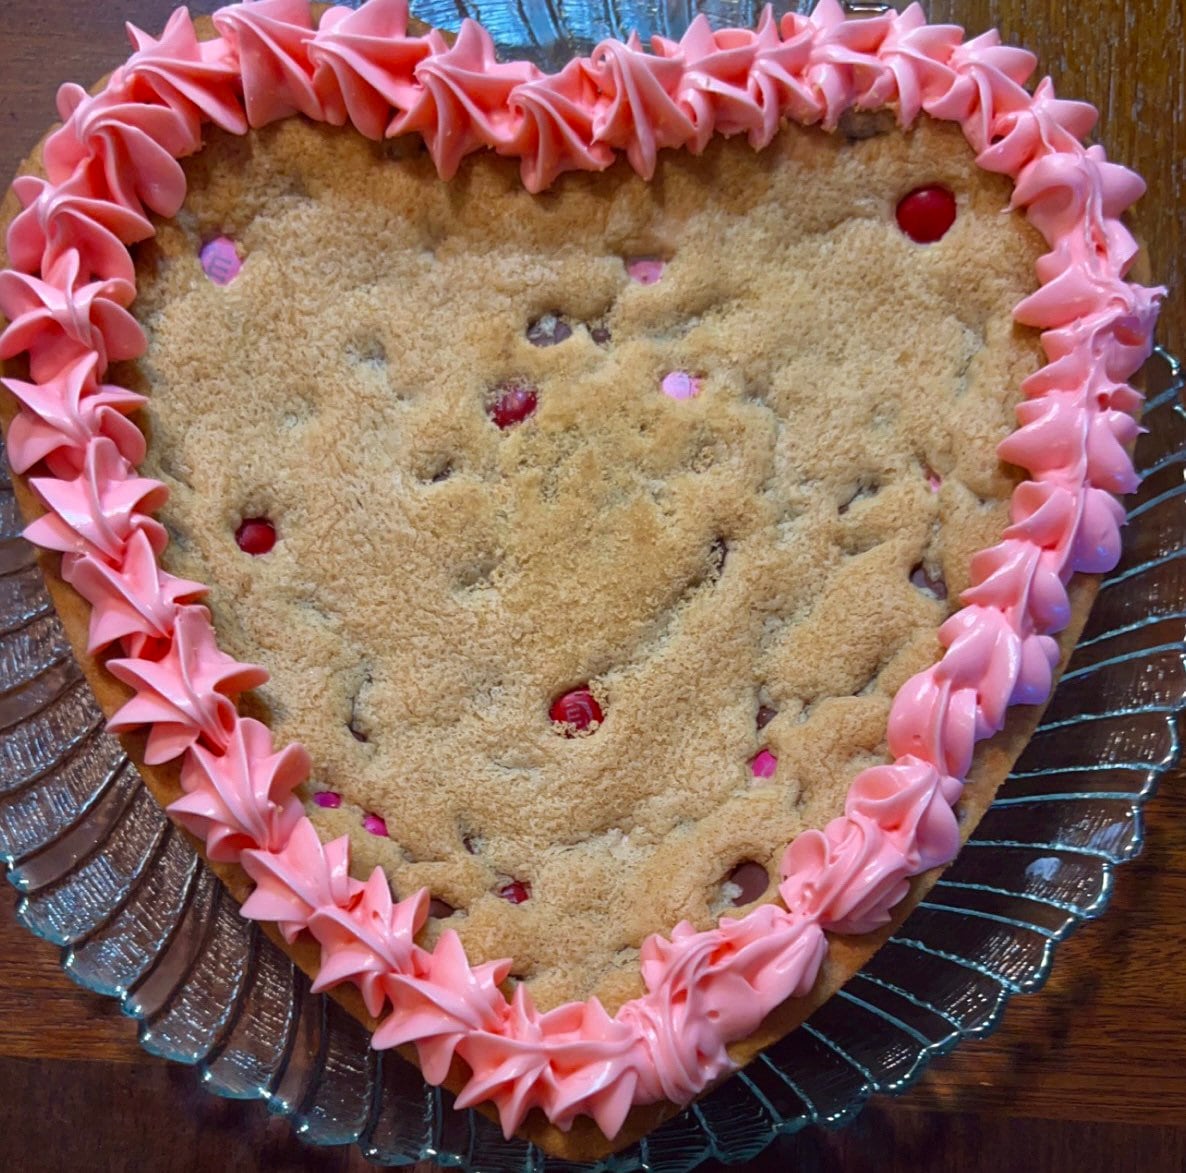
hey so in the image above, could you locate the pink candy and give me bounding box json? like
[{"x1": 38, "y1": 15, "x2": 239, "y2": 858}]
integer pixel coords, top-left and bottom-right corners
[
  {"x1": 751, "y1": 750, "x2": 778, "y2": 779},
  {"x1": 312, "y1": 791, "x2": 342, "y2": 809},
  {"x1": 626, "y1": 257, "x2": 665, "y2": 284},
  {"x1": 661, "y1": 371, "x2": 702, "y2": 400},
  {"x1": 363, "y1": 812, "x2": 389, "y2": 837}
]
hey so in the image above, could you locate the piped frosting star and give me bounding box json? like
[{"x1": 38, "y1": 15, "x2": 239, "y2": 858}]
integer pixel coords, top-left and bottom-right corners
[
  {"x1": 374, "y1": 929, "x2": 512, "y2": 1083},
  {"x1": 171, "y1": 716, "x2": 309, "y2": 862},
  {"x1": 0, "y1": 250, "x2": 144, "y2": 382},
  {"x1": 213, "y1": 0, "x2": 323, "y2": 127},
  {"x1": 503, "y1": 60, "x2": 614, "y2": 192},
  {"x1": 3, "y1": 351, "x2": 146, "y2": 478},
  {"x1": 309, "y1": 872, "x2": 430, "y2": 1017},
  {"x1": 118, "y1": 6, "x2": 248, "y2": 134},
  {"x1": 7, "y1": 171, "x2": 152, "y2": 286},
  {"x1": 25, "y1": 435, "x2": 166, "y2": 562},
  {"x1": 390, "y1": 19, "x2": 540, "y2": 179},
  {"x1": 240, "y1": 816, "x2": 361, "y2": 942},
  {"x1": 309, "y1": 0, "x2": 447, "y2": 139},
  {"x1": 588, "y1": 32, "x2": 694, "y2": 179},
  {"x1": 106, "y1": 604, "x2": 268, "y2": 763},
  {"x1": 63, "y1": 527, "x2": 206, "y2": 656}
]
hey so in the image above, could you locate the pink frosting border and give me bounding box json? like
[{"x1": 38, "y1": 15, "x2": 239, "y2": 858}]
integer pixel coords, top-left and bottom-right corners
[{"x1": 0, "y1": 0, "x2": 1162, "y2": 1140}]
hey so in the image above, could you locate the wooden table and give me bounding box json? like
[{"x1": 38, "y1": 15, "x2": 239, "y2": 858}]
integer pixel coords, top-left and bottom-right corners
[{"x1": 1, "y1": 2, "x2": 1184, "y2": 1170}]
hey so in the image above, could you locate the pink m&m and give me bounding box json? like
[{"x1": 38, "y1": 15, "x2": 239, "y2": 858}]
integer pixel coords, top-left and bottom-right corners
[
  {"x1": 363, "y1": 813, "x2": 389, "y2": 837},
  {"x1": 199, "y1": 236, "x2": 243, "y2": 285},
  {"x1": 626, "y1": 257, "x2": 665, "y2": 284},
  {"x1": 751, "y1": 750, "x2": 778, "y2": 779},
  {"x1": 661, "y1": 371, "x2": 702, "y2": 400}
]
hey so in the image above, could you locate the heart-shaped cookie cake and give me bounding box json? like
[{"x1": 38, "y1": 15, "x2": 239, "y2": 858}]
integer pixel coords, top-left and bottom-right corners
[{"x1": 0, "y1": 0, "x2": 1162, "y2": 1160}]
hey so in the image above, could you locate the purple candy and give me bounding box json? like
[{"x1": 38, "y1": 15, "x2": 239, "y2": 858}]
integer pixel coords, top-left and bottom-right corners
[
  {"x1": 526, "y1": 313, "x2": 573, "y2": 347},
  {"x1": 661, "y1": 371, "x2": 702, "y2": 400},
  {"x1": 199, "y1": 236, "x2": 243, "y2": 286},
  {"x1": 313, "y1": 791, "x2": 342, "y2": 809}
]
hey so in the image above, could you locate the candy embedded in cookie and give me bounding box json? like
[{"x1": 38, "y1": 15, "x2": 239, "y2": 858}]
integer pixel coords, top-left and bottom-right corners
[
  {"x1": 234, "y1": 517, "x2": 275, "y2": 555},
  {"x1": 487, "y1": 380, "x2": 538, "y2": 428},
  {"x1": 751, "y1": 749, "x2": 779, "y2": 780},
  {"x1": 498, "y1": 879, "x2": 532, "y2": 905},
  {"x1": 660, "y1": 370, "x2": 703, "y2": 400},
  {"x1": 526, "y1": 313, "x2": 572, "y2": 347},
  {"x1": 896, "y1": 185, "x2": 958, "y2": 243},
  {"x1": 198, "y1": 235, "x2": 243, "y2": 284},
  {"x1": 549, "y1": 687, "x2": 603, "y2": 735},
  {"x1": 625, "y1": 257, "x2": 666, "y2": 284}
]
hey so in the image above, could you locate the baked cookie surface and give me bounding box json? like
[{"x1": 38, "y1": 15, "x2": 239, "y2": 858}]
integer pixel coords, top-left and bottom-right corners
[{"x1": 133, "y1": 113, "x2": 1044, "y2": 1011}]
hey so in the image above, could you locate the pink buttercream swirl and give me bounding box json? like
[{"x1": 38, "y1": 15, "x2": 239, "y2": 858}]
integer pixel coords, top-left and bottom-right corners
[
  {"x1": 212, "y1": 0, "x2": 324, "y2": 127},
  {"x1": 171, "y1": 716, "x2": 309, "y2": 862},
  {"x1": 0, "y1": 0, "x2": 1163, "y2": 1139},
  {"x1": 389, "y1": 19, "x2": 539, "y2": 179},
  {"x1": 309, "y1": 0, "x2": 449, "y2": 140},
  {"x1": 105, "y1": 603, "x2": 267, "y2": 764},
  {"x1": 3, "y1": 350, "x2": 145, "y2": 478}
]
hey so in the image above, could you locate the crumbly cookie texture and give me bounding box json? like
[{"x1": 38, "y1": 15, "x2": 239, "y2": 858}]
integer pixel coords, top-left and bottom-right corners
[{"x1": 130, "y1": 113, "x2": 1044, "y2": 1013}]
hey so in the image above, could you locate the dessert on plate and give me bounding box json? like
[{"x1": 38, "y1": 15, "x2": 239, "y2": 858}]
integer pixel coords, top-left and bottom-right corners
[{"x1": 0, "y1": 0, "x2": 1161, "y2": 1159}]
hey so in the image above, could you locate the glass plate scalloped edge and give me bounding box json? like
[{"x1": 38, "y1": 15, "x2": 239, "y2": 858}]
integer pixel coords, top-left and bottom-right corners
[{"x1": 0, "y1": 5, "x2": 1182, "y2": 1150}]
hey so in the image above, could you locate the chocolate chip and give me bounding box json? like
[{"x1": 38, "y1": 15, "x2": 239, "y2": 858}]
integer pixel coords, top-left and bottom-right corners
[
  {"x1": 526, "y1": 313, "x2": 572, "y2": 347},
  {"x1": 723, "y1": 860, "x2": 771, "y2": 906},
  {"x1": 910, "y1": 562, "x2": 948, "y2": 600}
]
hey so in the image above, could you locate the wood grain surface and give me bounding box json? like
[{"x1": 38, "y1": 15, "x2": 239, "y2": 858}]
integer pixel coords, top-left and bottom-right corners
[{"x1": 1, "y1": 2, "x2": 1184, "y2": 1170}]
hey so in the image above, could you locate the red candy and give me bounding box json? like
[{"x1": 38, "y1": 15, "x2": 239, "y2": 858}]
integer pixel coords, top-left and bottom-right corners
[
  {"x1": 549, "y1": 687, "x2": 604, "y2": 734},
  {"x1": 235, "y1": 517, "x2": 276, "y2": 555},
  {"x1": 895, "y1": 185, "x2": 957, "y2": 243},
  {"x1": 488, "y1": 381, "x2": 538, "y2": 429},
  {"x1": 498, "y1": 880, "x2": 531, "y2": 904}
]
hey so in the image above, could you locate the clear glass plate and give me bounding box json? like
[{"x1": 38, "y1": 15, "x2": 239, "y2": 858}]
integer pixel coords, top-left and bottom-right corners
[{"x1": 2, "y1": 3, "x2": 1185, "y2": 1170}]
